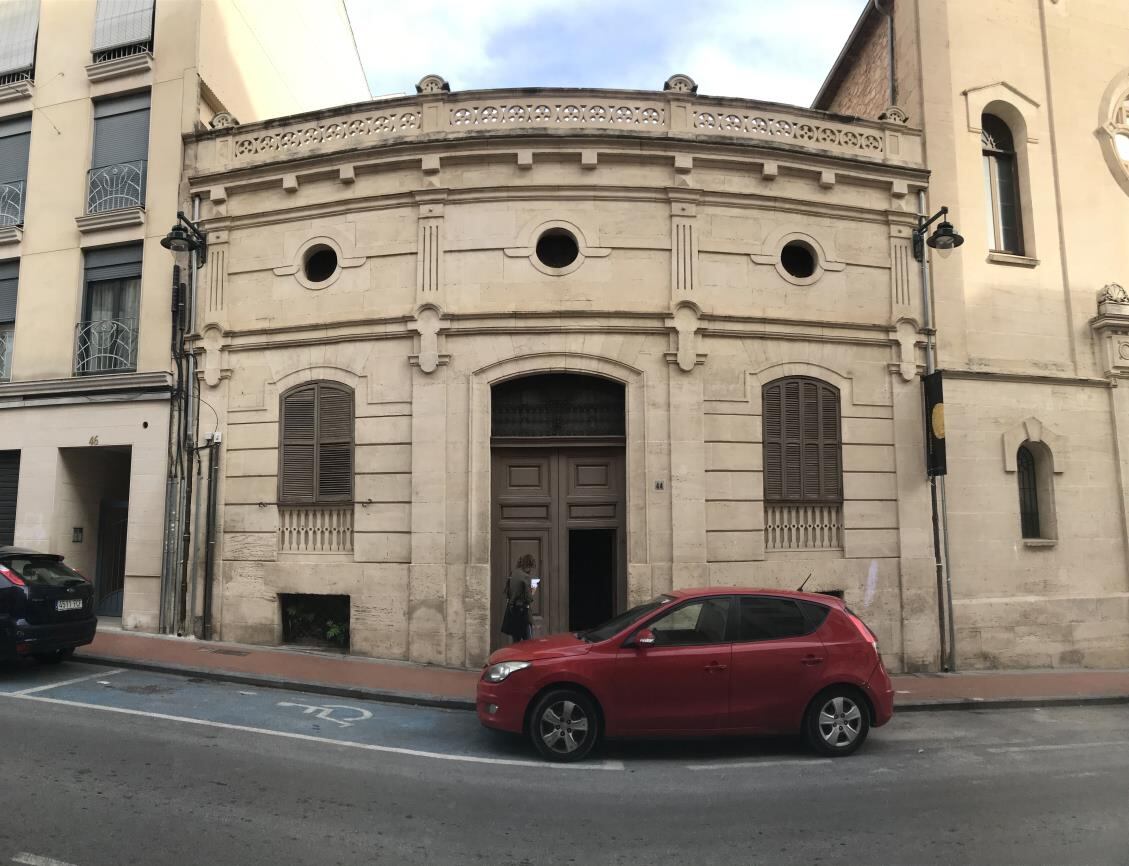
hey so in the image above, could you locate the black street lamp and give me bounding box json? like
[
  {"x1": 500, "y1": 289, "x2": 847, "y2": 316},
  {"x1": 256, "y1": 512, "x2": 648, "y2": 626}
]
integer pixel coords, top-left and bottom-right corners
[
  {"x1": 160, "y1": 210, "x2": 207, "y2": 267},
  {"x1": 912, "y1": 206, "x2": 964, "y2": 261}
]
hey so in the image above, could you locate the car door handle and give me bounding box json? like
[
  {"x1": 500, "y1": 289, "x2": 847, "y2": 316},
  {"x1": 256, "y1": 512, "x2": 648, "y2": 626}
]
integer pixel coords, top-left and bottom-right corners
[
  {"x1": 801, "y1": 655, "x2": 824, "y2": 666},
  {"x1": 704, "y1": 662, "x2": 728, "y2": 673}
]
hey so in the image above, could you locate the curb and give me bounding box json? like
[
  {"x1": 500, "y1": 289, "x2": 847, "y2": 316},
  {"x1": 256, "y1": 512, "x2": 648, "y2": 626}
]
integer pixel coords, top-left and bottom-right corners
[
  {"x1": 72, "y1": 653, "x2": 478, "y2": 712},
  {"x1": 74, "y1": 652, "x2": 1129, "y2": 715}
]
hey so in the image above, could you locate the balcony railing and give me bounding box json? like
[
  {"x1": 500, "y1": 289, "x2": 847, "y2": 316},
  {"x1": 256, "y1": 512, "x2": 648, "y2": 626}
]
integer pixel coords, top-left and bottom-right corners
[
  {"x1": 0, "y1": 325, "x2": 12, "y2": 382},
  {"x1": 0, "y1": 67, "x2": 33, "y2": 88},
  {"x1": 92, "y1": 40, "x2": 151, "y2": 65},
  {"x1": 765, "y1": 503, "x2": 843, "y2": 552},
  {"x1": 74, "y1": 318, "x2": 138, "y2": 375},
  {"x1": 0, "y1": 180, "x2": 24, "y2": 227},
  {"x1": 278, "y1": 504, "x2": 354, "y2": 554},
  {"x1": 86, "y1": 160, "x2": 146, "y2": 214}
]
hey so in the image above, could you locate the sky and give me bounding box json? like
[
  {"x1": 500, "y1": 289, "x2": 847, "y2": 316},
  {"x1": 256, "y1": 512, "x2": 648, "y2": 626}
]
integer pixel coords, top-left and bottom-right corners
[{"x1": 343, "y1": 0, "x2": 871, "y2": 108}]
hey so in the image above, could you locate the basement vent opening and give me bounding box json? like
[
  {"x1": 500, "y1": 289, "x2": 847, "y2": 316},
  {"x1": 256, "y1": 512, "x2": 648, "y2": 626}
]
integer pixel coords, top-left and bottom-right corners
[{"x1": 280, "y1": 593, "x2": 350, "y2": 651}]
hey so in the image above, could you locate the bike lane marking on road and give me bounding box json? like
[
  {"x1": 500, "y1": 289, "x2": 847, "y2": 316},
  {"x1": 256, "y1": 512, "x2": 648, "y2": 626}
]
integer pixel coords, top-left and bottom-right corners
[
  {"x1": 9, "y1": 668, "x2": 123, "y2": 696},
  {"x1": 13, "y1": 853, "x2": 81, "y2": 866},
  {"x1": 2, "y1": 691, "x2": 625, "y2": 771}
]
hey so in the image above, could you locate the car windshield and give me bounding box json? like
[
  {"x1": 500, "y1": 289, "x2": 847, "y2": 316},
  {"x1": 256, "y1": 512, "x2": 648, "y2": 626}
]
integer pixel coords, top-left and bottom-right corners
[
  {"x1": 3, "y1": 556, "x2": 86, "y2": 588},
  {"x1": 580, "y1": 596, "x2": 673, "y2": 642}
]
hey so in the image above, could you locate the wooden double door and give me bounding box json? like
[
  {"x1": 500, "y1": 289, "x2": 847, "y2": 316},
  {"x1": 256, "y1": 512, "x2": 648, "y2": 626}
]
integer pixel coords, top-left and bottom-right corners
[{"x1": 491, "y1": 447, "x2": 626, "y2": 650}]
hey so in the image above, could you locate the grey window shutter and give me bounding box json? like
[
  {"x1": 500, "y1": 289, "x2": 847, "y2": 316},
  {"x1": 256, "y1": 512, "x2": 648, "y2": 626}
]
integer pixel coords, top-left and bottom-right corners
[
  {"x1": 279, "y1": 382, "x2": 354, "y2": 503},
  {"x1": 92, "y1": 102, "x2": 150, "y2": 168},
  {"x1": 84, "y1": 243, "x2": 143, "y2": 282},
  {"x1": 0, "y1": 0, "x2": 40, "y2": 77},
  {"x1": 0, "y1": 260, "x2": 19, "y2": 322},
  {"x1": 0, "y1": 117, "x2": 31, "y2": 185},
  {"x1": 762, "y1": 377, "x2": 842, "y2": 504},
  {"x1": 92, "y1": 0, "x2": 154, "y2": 51}
]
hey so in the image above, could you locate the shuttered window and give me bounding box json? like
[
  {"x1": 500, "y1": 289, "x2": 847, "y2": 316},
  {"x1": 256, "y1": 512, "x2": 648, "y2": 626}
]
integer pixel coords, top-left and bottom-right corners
[
  {"x1": 0, "y1": 0, "x2": 40, "y2": 79},
  {"x1": 93, "y1": 93, "x2": 150, "y2": 168},
  {"x1": 0, "y1": 259, "x2": 18, "y2": 323},
  {"x1": 1017, "y1": 445, "x2": 1040, "y2": 539},
  {"x1": 92, "y1": 0, "x2": 154, "y2": 53},
  {"x1": 762, "y1": 377, "x2": 842, "y2": 504},
  {"x1": 279, "y1": 382, "x2": 354, "y2": 503}
]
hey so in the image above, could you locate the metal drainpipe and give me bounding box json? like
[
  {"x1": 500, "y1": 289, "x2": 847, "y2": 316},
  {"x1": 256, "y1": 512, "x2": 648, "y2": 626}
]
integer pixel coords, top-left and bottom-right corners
[
  {"x1": 202, "y1": 438, "x2": 220, "y2": 640},
  {"x1": 872, "y1": 0, "x2": 896, "y2": 106},
  {"x1": 187, "y1": 444, "x2": 205, "y2": 637},
  {"x1": 177, "y1": 196, "x2": 200, "y2": 635},
  {"x1": 918, "y1": 189, "x2": 957, "y2": 672}
]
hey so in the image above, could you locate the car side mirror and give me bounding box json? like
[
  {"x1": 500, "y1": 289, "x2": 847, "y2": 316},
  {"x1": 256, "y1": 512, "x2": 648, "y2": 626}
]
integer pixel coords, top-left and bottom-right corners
[{"x1": 633, "y1": 628, "x2": 656, "y2": 648}]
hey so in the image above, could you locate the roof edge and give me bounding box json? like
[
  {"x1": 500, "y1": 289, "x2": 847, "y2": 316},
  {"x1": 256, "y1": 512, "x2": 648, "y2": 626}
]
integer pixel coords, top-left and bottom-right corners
[{"x1": 811, "y1": 1, "x2": 880, "y2": 111}]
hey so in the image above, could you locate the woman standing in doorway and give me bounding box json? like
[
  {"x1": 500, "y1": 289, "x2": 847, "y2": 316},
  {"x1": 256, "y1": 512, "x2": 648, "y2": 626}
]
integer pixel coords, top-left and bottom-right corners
[{"x1": 501, "y1": 554, "x2": 537, "y2": 643}]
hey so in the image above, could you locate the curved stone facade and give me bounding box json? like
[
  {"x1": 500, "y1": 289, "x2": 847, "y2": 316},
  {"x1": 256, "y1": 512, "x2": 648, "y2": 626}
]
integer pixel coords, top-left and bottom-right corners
[{"x1": 185, "y1": 81, "x2": 936, "y2": 671}]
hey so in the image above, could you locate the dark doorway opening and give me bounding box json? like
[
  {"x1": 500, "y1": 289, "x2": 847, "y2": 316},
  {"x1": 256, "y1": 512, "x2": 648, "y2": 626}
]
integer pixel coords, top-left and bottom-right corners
[
  {"x1": 0, "y1": 450, "x2": 19, "y2": 547},
  {"x1": 568, "y1": 528, "x2": 616, "y2": 632},
  {"x1": 95, "y1": 499, "x2": 128, "y2": 616}
]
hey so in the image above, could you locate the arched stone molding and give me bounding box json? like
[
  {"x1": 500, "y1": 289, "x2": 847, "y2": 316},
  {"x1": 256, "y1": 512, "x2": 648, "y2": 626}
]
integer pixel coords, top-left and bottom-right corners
[
  {"x1": 465, "y1": 352, "x2": 651, "y2": 659},
  {"x1": 260, "y1": 364, "x2": 369, "y2": 421},
  {"x1": 706, "y1": 359, "x2": 877, "y2": 411},
  {"x1": 272, "y1": 233, "x2": 364, "y2": 290},
  {"x1": 1003, "y1": 417, "x2": 1066, "y2": 474},
  {"x1": 750, "y1": 228, "x2": 845, "y2": 287},
  {"x1": 503, "y1": 218, "x2": 610, "y2": 277},
  {"x1": 963, "y1": 82, "x2": 1040, "y2": 143},
  {"x1": 1098, "y1": 68, "x2": 1129, "y2": 197}
]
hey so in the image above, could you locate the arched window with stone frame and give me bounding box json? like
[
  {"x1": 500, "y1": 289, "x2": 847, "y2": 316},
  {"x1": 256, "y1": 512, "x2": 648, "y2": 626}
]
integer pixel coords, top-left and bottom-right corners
[
  {"x1": 1015, "y1": 441, "x2": 1056, "y2": 541},
  {"x1": 982, "y1": 112, "x2": 1024, "y2": 255},
  {"x1": 278, "y1": 381, "x2": 354, "y2": 504},
  {"x1": 762, "y1": 376, "x2": 843, "y2": 552}
]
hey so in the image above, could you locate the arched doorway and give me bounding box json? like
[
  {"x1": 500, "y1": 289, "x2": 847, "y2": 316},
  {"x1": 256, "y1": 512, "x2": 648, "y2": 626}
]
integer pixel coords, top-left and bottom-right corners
[{"x1": 490, "y1": 373, "x2": 627, "y2": 649}]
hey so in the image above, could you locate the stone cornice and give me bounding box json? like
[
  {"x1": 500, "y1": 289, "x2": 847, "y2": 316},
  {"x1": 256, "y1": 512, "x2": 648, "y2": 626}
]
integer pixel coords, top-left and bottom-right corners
[
  {"x1": 941, "y1": 369, "x2": 1111, "y2": 389},
  {"x1": 0, "y1": 370, "x2": 172, "y2": 403}
]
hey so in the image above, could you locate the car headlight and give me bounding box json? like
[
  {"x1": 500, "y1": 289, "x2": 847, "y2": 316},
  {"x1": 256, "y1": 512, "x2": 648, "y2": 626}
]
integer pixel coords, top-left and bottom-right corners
[{"x1": 483, "y1": 660, "x2": 531, "y2": 683}]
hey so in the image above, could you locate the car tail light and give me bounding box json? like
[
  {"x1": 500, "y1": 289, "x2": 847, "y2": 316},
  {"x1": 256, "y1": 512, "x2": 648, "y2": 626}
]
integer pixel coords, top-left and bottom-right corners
[
  {"x1": 846, "y1": 610, "x2": 879, "y2": 653},
  {"x1": 0, "y1": 564, "x2": 25, "y2": 587}
]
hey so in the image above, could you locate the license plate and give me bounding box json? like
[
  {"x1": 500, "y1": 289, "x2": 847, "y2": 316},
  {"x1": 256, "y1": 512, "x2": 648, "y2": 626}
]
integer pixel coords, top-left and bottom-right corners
[{"x1": 55, "y1": 599, "x2": 83, "y2": 611}]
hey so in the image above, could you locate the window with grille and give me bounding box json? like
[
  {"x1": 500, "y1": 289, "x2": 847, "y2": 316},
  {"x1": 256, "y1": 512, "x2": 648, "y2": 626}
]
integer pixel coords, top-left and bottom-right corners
[
  {"x1": 762, "y1": 377, "x2": 843, "y2": 504},
  {"x1": 279, "y1": 382, "x2": 354, "y2": 503},
  {"x1": 1017, "y1": 444, "x2": 1040, "y2": 539},
  {"x1": 982, "y1": 113, "x2": 1024, "y2": 254}
]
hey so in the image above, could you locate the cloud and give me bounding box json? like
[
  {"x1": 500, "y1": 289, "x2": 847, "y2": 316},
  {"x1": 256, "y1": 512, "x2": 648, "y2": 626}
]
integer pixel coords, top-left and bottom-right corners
[{"x1": 345, "y1": 0, "x2": 868, "y2": 107}]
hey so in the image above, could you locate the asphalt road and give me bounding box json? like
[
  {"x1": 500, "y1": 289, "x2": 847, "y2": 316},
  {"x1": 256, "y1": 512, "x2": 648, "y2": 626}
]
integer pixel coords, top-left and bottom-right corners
[{"x1": 0, "y1": 661, "x2": 1126, "y2": 866}]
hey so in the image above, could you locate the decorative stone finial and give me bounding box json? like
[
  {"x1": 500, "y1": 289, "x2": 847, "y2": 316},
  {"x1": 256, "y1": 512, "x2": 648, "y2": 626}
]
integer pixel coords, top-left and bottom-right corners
[
  {"x1": 878, "y1": 105, "x2": 908, "y2": 124},
  {"x1": 1099, "y1": 282, "x2": 1129, "y2": 304},
  {"x1": 416, "y1": 74, "x2": 450, "y2": 95},
  {"x1": 663, "y1": 74, "x2": 698, "y2": 94},
  {"x1": 210, "y1": 111, "x2": 238, "y2": 129}
]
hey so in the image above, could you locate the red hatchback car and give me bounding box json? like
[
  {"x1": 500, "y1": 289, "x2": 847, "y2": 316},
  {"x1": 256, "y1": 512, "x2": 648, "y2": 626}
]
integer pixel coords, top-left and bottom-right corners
[{"x1": 478, "y1": 588, "x2": 894, "y2": 762}]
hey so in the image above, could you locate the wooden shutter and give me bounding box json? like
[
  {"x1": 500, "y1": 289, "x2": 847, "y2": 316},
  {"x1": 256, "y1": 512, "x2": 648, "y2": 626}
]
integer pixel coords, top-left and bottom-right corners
[
  {"x1": 316, "y1": 385, "x2": 353, "y2": 501},
  {"x1": 278, "y1": 382, "x2": 353, "y2": 503},
  {"x1": 762, "y1": 377, "x2": 842, "y2": 504}
]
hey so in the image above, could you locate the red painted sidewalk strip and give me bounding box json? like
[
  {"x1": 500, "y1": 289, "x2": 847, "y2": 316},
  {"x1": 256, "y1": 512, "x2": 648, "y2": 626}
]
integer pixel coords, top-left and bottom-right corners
[{"x1": 77, "y1": 630, "x2": 1129, "y2": 707}]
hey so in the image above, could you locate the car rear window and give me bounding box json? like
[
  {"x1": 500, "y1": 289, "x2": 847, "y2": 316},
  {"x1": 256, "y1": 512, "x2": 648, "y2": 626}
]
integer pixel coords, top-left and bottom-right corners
[{"x1": 2, "y1": 557, "x2": 86, "y2": 588}]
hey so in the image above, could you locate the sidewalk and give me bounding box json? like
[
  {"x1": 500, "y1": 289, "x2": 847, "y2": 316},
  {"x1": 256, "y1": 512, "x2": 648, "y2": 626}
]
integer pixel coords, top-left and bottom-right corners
[{"x1": 76, "y1": 629, "x2": 1129, "y2": 713}]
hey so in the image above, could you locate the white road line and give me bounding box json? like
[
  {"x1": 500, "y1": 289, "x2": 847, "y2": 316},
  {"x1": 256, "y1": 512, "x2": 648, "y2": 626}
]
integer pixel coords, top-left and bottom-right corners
[
  {"x1": 687, "y1": 758, "x2": 833, "y2": 771},
  {"x1": 2, "y1": 692, "x2": 623, "y2": 772},
  {"x1": 13, "y1": 853, "x2": 81, "y2": 866},
  {"x1": 987, "y1": 740, "x2": 1129, "y2": 753},
  {"x1": 10, "y1": 668, "x2": 123, "y2": 696}
]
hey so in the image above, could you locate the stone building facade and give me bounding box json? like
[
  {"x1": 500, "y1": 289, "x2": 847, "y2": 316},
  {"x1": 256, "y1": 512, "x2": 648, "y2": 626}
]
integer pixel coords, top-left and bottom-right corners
[
  {"x1": 183, "y1": 75, "x2": 945, "y2": 672},
  {"x1": 815, "y1": 0, "x2": 1129, "y2": 668}
]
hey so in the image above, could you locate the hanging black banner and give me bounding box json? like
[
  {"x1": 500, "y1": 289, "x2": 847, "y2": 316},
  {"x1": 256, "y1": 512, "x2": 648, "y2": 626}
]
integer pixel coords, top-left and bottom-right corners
[{"x1": 923, "y1": 370, "x2": 947, "y2": 476}]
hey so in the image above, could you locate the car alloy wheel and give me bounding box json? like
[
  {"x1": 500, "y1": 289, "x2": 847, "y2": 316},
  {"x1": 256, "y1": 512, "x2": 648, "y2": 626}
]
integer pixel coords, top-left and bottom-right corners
[
  {"x1": 529, "y1": 688, "x2": 600, "y2": 762},
  {"x1": 804, "y1": 686, "x2": 870, "y2": 757},
  {"x1": 817, "y1": 695, "x2": 862, "y2": 748}
]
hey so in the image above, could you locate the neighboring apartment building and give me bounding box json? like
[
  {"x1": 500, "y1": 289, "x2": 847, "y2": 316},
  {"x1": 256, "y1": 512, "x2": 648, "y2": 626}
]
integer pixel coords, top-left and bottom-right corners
[
  {"x1": 814, "y1": 0, "x2": 1129, "y2": 668},
  {"x1": 0, "y1": 0, "x2": 368, "y2": 630},
  {"x1": 180, "y1": 74, "x2": 943, "y2": 671}
]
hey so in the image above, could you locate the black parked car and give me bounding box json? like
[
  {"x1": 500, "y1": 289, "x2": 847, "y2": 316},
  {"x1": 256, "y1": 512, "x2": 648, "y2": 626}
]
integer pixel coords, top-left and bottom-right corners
[{"x1": 0, "y1": 547, "x2": 97, "y2": 663}]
